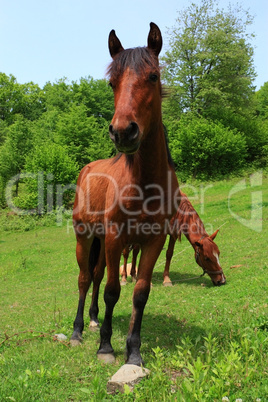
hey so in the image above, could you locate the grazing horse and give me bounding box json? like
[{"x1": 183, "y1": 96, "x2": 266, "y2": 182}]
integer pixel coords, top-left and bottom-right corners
[
  {"x1": 163, "y1": 192, "x2": 226, "y2": 286},
  {"x1": 71, "y1": 23, "x2": 179, "y2": 366},
  {"x1": 121, "y1": 192, "x2": 226, "y2": 286}
]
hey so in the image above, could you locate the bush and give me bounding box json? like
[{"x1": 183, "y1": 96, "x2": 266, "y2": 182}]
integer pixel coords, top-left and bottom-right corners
[
  {"x1": 167, "y1": 116, "x2": 247, "y2": 180},
  {"x1": 13, "y1": 142, "x2": 79, "y2": 212}
]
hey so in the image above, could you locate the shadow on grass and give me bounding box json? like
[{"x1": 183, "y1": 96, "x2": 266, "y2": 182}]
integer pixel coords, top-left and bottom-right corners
[
  {"x1": 152, "y1": 271, "x2": 214, "y2": 287},
  {"x1": 84, "y1": 312, "x2": 210, "y2": 362}
]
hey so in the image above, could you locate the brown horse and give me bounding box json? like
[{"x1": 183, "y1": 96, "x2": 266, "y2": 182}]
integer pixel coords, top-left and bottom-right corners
[
  {"x1": 121, "y1": 192, "x2": 226, "y2": 286},
  {"x1": 71, "y1": 23, "x2": 179, "y2": 366}
]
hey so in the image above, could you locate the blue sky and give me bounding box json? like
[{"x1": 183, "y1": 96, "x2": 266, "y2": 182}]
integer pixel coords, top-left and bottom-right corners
[{"x1": 1, "y1": 0, "x2": 267, "y2": 89}]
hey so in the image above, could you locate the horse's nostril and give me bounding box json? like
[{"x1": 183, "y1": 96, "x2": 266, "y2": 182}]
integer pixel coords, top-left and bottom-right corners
[
  {"x1": 127, "y1": 122, "x2": 139, "y2": 141},
  {"x1": 109, "y1": 124, "x2": 114, "y2": 138},
  {"x1": 109, "y1": 124, "x2": 120, "y2": 144}
]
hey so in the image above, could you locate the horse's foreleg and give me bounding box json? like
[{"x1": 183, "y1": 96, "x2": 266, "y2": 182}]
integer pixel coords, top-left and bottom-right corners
[
  {"x1": 89, "y1": 240, "x2": 105, "y2": 330},
  {"x1": 130, "y1": 244, "x2": 140, "y2": 282},
  {"x1": 97, "y1": 243, "x2": 121, "y2": 359},
  {"x1": 126, "y1": 236, "x2": 166, "y2": 366},
  {"x1": 71, "y1": 236, "x2": 94, "y2": 345},
  {"x1": 163, "y1": 235, "x2": 175, "y2": 286}
]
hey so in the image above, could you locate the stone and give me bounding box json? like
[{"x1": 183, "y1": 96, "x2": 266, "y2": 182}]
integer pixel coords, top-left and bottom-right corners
[
  {"x1": 107, "y1": 364, "x2": 150, "y2": 394},
  {"x1": 54, "y1": 333, "x2": 67, "y2": 341}
]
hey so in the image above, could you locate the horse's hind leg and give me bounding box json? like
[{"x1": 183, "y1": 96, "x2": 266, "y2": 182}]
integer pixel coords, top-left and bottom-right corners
[
  {"x1": 130, "y1": 244, "x2": 140, "y2": 282},
  {"x1": 89, "y1": 239, "x2": 105, "y2": 330},
  {"x1": 71, "y1": 236, "x2": 94, "y2": 345},
  {"x1": 120, "y1": 246, "x2": 129, "y2": 285},
  {"x1": 163, "y1": 235, "x2": 175, "y2": 286}
]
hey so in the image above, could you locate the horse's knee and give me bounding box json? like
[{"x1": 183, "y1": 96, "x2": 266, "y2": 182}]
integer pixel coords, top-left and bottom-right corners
[
  {"x1": 104, "y1": 283, "x2": 121, "y2": 307},
  {"x1": 133, "y1": 285, "x2": 150, "y2": 309}
]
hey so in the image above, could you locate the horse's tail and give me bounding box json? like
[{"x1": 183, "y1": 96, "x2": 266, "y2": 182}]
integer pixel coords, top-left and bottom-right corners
[{"x1": 89, "y1": 237, "x2": 101, "y2": 276}]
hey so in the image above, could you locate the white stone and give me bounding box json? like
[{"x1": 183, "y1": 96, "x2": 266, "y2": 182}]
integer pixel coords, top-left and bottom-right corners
[
  {"x1": 107, "y1": 364, "x2": 150, "y2": 394},
  {"x1": 54, "y1": 333, "x2": 67, "y2": 341}
]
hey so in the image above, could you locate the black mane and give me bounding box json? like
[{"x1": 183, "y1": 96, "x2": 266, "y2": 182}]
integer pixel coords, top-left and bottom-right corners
[{"x1": 107, "y1": 47, "x2": 159, "y2": 80}]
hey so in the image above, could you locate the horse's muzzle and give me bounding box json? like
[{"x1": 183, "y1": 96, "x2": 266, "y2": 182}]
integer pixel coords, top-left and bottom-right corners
[
  {"x1": 109, "y1": 122, "x2": 140, "y2": 153},
  {"x1": 213, "y1": 276, "x2": 226, "y2": 286}
]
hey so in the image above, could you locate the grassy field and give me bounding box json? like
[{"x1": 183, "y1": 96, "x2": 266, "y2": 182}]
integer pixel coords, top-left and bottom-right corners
[{"x1": 0, "y1": 172, "x2": 267, "y2": 401}]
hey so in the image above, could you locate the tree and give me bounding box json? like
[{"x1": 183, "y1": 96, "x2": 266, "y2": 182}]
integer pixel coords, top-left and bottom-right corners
[
  {"x1": 255, "y1": 82, "x2": 268, "y2": 120},
  {"x1": 166, "y1": 114, "x2": 247, "y2": 180},
  {"x1": 55, "y1": 104, "x2": 114, "y2": 169},
  {"x1": 162, "y1": 0, "x2": 256, "y2": 119},
  {"x1": 0, "y1": 73, "x2": 44, "y2": 124},
  {"x1": 16, "y1": 142, "x2": 79, "y2": 211},
  {"x1": 0, "y1": 115, "x2": 33, "y2": 197},
  {"x1": 72, "y1": 77, "x2": 114, "y2": 122}
]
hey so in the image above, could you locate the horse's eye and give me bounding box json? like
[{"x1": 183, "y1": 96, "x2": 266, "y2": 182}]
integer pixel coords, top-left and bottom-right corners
[
  {"x1": 149, "y1": 73, "x2": 158, "y2": 82},
  {"x1": 108, "y1": 81, "x2": 114, "y2": 89}
]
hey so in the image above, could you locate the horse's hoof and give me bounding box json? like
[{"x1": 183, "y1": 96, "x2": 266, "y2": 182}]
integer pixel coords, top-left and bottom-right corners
[
  {"x1": 163, "y1": 281, "x2": 173, "y2": 287},
  {"x1": 89, "y1": 321, "x2": 100, "y2": 332},
  {"x1": 120, "y1": 280, "x2": 127, "y2": 286},
  {"x1": 97, "y1": 353, "x2": 116, "y2": 364},
  {"x1": 70, "y1": 339, "x2": 82, "y2": 347}
]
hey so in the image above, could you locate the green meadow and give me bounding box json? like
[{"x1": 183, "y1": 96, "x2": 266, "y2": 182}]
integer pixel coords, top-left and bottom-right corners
[{"x1": 0, "y1": 172, "x2": 267, "y2": 401}]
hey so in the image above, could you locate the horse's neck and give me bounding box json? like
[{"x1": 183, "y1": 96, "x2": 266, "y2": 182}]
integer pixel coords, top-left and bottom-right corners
[
  {"x1": 178, "y1": 201, "x2": 208, "y2": 248},
  {"x1": 126, "y1": 123, "x2": 169, "y2": 185}
]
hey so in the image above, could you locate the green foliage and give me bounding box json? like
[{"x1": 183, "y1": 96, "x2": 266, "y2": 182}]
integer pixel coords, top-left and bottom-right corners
[
  {"x1": 72, "y1": 76, "x2": 114, "y2": 122},
  {"x1": 0, "y1": 74, "x2": 115, "y2": 208},
  {"x1": 255, "y1": 81, "x2": 268, "y2": 120},
  {"x1": 55, "y1": 104, "x2": 113, "y2": 169},
  {"x1": 162, "y1": 0, "x2": 256, "y2": 118},
  {"x1": 0, "y1": 115, "x2": 33, "y2": 205},
  {"x1": 161, "y1": 0, "x2": 266, "y2": 171},
  {"x1": 14, "y1": 142, "x2": 79, "y2": 211},
  {"x1": 166, "y1": 115, "x2": 247, "y2": 180},
  {"x1": 0, "y1": 73, "x2": 44, "y2": 124}
]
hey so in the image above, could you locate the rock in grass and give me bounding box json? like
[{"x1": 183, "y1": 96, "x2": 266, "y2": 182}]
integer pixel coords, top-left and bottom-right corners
[
  {"x1": 107, "y1": 364, "x2": 150, "y2": 394},
  {"x1": 54, "y1": 333, "x2": 67, "y2": 341}
]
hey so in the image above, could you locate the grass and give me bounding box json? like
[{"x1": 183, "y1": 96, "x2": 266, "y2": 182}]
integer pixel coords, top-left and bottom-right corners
[{"x1": 0, "y1": 171, "x2": 267, "y2": 401}]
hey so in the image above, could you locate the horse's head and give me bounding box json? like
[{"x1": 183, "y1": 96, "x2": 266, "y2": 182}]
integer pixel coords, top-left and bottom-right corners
[
  {"x1": 195, "y1": 230, "x2": 226, "y2": 286},
  {"x1": 107, "y1": 23, "x2": 163, "y2": 154}
]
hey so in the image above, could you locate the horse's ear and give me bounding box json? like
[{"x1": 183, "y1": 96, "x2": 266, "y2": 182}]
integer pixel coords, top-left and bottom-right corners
[
  {"x1": 210, "y1": 229, "x2": 219, "y2": 241},
  {"x1": 109, "y1": 30, "x2": 124, "y2": 59},
  {"x1": 147, "y1": 22, "x2": 162, "y2": 57}
]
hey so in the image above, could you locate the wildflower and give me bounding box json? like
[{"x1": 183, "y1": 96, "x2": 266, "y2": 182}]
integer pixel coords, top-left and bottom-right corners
[{"x1": 222, "y1": 398, "x2": 229, "y2": 402}]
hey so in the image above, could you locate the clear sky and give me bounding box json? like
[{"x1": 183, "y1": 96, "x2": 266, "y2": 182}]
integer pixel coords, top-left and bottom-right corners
[{"x1": 1, "y1": 0, "x2": 267, "y2": 90}]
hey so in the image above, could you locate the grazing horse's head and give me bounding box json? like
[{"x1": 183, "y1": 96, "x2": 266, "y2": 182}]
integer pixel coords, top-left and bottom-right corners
[
  {"x1": 195, "y1": 230, "x2": 226, "y2": 286},
  {"x1": 107, "y1": 23, "x2": 163, "y2": 154}
]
